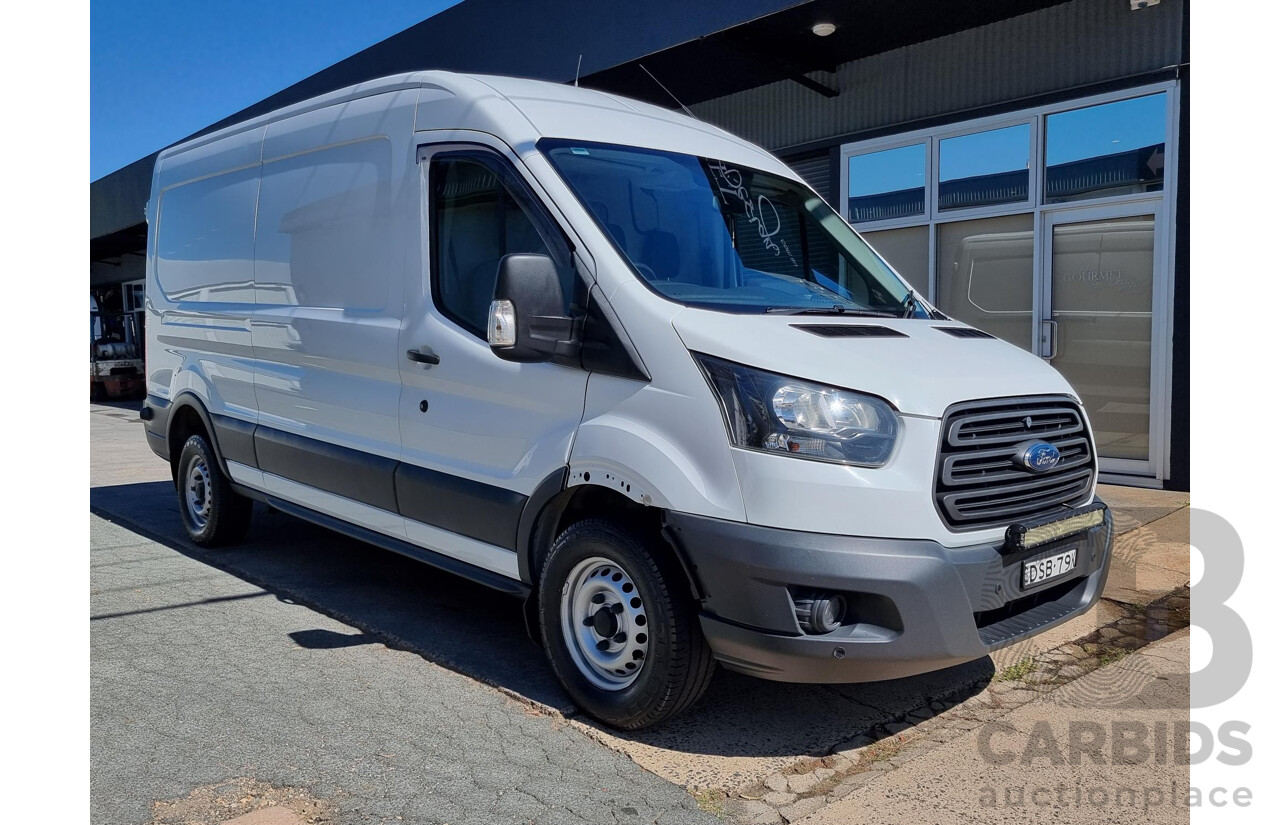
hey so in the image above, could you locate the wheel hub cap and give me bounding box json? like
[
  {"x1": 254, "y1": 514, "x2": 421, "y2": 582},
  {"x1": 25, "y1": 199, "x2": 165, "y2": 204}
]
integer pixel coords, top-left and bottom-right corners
[
  {"x1": 185, "y1": 458, "x2": 212, "y2": 530},
  {"x1": 560, "y1": 556, "x2": 650, "y2": 690},
  {"x1": 591, "y1": 607, "x2": 620, "y2": 638}
]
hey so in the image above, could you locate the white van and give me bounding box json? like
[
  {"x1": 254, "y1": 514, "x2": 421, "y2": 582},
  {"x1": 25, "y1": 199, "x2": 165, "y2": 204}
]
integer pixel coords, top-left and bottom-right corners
[{"x1": 141, "y1": 72, "x2": 1113, "y2": 729}]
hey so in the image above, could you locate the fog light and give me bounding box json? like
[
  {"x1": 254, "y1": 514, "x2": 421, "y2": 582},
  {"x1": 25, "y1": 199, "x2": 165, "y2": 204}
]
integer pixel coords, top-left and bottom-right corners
[{"x1": 794, "y1": 592, "x2": 846, "y2": 634}]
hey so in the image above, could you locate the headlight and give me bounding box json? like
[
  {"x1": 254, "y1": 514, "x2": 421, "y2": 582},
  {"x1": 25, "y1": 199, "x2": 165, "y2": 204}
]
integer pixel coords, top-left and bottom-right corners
[{"x1": 693, "y1": 353, "x2": 900, "y2": 467}]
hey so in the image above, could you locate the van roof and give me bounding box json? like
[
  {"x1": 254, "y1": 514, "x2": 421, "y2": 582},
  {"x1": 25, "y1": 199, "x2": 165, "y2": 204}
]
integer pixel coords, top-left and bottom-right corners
[{"x1": 155, "y1": 71, "x2": 791, "y2": 180}]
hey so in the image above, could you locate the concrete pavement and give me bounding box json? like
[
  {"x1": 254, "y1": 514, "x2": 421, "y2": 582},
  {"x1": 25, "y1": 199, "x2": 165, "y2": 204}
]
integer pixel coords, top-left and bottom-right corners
[
  {"x1": 91, "y1": 405, "x2": 717, "y2": 825},
  {"x1": 796, "y1": 629, "x2": 1191, "y2": 825},
  {"x1": 90, "y1": 401, "x2": 1191, "y2": 824}
]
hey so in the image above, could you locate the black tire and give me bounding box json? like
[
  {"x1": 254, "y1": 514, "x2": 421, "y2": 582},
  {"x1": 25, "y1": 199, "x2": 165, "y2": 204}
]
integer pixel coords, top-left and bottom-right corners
[
  {"x1": 175, "y1": 434, "x2": 253, "y2": 547},
  {"x1": 538, "y1": 519, "x2": 715, "y2": 729}
]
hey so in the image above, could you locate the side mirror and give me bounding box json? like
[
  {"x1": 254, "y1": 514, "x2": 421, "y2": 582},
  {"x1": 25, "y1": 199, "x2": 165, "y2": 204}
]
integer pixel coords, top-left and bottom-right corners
[{"x1": 487, "y1": 253, "x2": 573, "y2": 362}]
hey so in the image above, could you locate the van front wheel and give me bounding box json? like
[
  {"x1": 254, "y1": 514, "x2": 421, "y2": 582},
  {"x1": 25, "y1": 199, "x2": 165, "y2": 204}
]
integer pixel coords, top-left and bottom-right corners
[
  {"x1": 539, "y1": 519, "x2": 715, "y2": 729},
  {"x1": 176, "y1": 434, "x2": 253, "y2": 547}
]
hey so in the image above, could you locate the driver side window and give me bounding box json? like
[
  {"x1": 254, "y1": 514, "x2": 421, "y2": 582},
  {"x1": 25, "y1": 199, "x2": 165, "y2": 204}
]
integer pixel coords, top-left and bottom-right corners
[{"x1": 431, "y1": 156, "x2": 568, "y2": 337}]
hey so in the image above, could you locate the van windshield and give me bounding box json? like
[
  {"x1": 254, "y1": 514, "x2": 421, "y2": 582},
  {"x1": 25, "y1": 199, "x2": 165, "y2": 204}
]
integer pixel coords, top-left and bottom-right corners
[{"x1": 541, "y1": 139, "x2": 915, "y2": 316}]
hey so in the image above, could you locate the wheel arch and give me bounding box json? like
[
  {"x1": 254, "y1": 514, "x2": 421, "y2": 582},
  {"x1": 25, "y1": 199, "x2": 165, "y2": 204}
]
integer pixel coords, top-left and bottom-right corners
[
  {"x1": 518, "y1": 477, "x2": 704, "y2": 604},
  {"x1": 165, "y1": 393, "x2": 230, "y2": 483}
]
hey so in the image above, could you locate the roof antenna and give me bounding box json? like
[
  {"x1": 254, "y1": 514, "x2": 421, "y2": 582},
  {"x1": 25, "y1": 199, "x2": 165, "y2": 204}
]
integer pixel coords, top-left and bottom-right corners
[
  {"x1": 574, "y1": 54, "x2": 582, "y2": 87},
  {"x1": 638, "y1": 63, "x2": 698, "y2": 119}
]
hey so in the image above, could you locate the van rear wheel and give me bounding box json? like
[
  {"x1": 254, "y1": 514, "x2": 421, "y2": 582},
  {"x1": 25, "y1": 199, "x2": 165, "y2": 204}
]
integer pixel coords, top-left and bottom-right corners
[
  {"x1": 176, "y1": 434, "x2": 253, "y2": 547},
  {"x1": 539, "y1": 519, "x2": 715, "y2": 729}
]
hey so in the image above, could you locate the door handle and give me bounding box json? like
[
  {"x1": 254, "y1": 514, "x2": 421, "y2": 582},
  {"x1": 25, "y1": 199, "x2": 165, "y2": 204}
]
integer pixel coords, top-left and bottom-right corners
[
  {"x1": 1039, "y1": 320, "x2": 1059, "y2": 361},
  {"x1": 406, "y1": 348, "x2": 440, "y2": 365}
]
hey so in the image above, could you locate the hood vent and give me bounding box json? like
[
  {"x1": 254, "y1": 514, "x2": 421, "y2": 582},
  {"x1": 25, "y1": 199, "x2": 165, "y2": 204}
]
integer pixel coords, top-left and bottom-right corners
[
  {"x1": 792, "y1": 324, "x2": 907, "y2": 338},
  {"x1": 935, "y1": 326, "x2": 995, "y2": 339}
]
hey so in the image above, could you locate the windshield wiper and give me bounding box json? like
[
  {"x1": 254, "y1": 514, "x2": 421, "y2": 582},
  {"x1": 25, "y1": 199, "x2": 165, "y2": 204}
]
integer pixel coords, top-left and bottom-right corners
[{"x1": 765, "y1": 305, "x2": 897, "y2": 317}]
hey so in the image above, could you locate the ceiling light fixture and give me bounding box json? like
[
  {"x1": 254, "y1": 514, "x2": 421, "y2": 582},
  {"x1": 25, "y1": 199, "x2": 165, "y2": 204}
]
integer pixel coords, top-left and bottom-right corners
[{"x1": 811, "y1": 22, "x2": 837, "y2": 37}]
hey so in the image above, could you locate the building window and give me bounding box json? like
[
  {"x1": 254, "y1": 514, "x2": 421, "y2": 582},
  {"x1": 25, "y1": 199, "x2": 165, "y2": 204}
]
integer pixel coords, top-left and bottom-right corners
[
  {"x1": 938, "y1": 124, "x2": 1030, "y2": 211},
  {"x1": 859, "y1": 225, "x2": 929, "y2": 294},
  {"x1": 838, "y1": 84, "x2": 1176, "y2": 479},
  {"x1": 1045, "y1": 94, "x2": 1166, "y2": 203},
  {"x1": 935, "y1": 214, "x2": 1036, "y2": 351},
  {"x1": 839, "y1": 88, "x2": 1172, "y2": 309},
  {"x1": 846, "y1": 143, "x2": 926, "y2": 222}
]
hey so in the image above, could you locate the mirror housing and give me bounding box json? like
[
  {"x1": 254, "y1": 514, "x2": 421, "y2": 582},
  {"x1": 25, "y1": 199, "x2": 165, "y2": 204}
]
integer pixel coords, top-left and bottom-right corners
[{"x1": 488, "y1": 253, "x2": 574, "y2": 362}]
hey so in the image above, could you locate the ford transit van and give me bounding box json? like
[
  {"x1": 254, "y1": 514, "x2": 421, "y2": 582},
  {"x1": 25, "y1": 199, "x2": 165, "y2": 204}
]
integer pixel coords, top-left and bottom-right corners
[{"x1": 142, "y1": 72, "x2": 1113, "y2": 729}]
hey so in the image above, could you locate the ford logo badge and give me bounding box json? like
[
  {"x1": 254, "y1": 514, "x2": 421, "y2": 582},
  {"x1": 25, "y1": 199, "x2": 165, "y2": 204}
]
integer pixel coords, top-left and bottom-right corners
[{"x1": 1015, "y1": 440, "x2": 1061, "y2": 473}]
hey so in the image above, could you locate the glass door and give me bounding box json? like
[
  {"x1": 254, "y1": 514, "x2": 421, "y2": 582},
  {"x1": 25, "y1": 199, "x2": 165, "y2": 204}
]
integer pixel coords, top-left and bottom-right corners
[{"x1": 1040, "y1": 204, "x2": 1163, "y2": 478}]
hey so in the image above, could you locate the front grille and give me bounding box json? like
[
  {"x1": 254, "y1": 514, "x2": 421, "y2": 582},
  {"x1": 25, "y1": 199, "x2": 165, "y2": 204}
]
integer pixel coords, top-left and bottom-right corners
[{"x1": 935, "y1": 396, "x2": 1096, "y2": 531}]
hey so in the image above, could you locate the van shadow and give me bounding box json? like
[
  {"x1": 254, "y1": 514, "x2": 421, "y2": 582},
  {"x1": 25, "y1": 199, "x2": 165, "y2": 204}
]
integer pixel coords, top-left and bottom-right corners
[{"x1": 90, "y1": 480, "x2": 994, "y2": 761}]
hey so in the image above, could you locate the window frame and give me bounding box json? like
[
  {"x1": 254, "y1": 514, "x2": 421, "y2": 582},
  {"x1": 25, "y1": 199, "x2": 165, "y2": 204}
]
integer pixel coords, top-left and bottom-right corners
[
  {"x1": 840, "y1": 83, "x2": 1176, "y2": 304},
  {"x1": 936, "y1": 121, "x2": 1035, "y2": 216},
  {"x1": 426, "y1": 147, "x2": 575, "y2": 339},
  {"x1": 1042, "y1": 93, "x2": 1170, "y2": 206},
  {"x1": 844, "y1": 141, "x2": 930, "y2": 225}
]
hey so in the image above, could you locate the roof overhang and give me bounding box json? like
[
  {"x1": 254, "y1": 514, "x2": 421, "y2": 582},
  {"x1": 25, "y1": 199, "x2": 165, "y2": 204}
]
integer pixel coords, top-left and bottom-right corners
[
  {"x1": 580, "y1": 0, "x2": 1073, "y2": 106},
  {"x1": 90, "y1": 0, "x2": 1071, "y2": 267}
]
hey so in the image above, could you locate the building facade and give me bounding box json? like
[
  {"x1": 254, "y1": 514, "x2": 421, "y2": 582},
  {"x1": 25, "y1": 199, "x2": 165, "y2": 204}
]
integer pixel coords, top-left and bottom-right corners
[{"x1": 90, "y1": 0, "x2": 1190, "y2": 488}]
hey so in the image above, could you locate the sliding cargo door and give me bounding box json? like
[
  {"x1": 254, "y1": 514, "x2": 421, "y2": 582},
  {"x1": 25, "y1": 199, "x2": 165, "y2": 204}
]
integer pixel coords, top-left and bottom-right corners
[{"x1": 248, "y1": 92, "x2": 417, "y2": 534}]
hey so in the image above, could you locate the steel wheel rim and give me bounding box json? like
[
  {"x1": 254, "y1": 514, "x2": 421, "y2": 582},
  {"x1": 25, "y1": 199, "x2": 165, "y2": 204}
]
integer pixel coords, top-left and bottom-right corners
[
  {"x1": 560, "y1": 555, "x2": 651, "y2": 691},
  {"x1": 185, "y1": 457, "x2": 212, "y2": 530}
]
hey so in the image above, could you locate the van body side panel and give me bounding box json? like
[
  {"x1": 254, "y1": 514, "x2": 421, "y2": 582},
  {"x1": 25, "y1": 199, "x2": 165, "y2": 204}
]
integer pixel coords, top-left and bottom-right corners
[
  {"x1": 250, "y1": 91, "x2": 417, "y2": 468},
  {"x1": 209, "y1": 413, "x2": 258, "y2": 468},
  {"x1": 569, "y1": 282, "x2": 746, "y2": 521},
  {"x1": 393, "y1": 463, "x2": 526, "y2": 550},
  {"x1": 148, "y1": 125, "x2": 266, "y2": 423},
  {"x1": 253, "y1": 425, "x2": 399, "y2": 512}
]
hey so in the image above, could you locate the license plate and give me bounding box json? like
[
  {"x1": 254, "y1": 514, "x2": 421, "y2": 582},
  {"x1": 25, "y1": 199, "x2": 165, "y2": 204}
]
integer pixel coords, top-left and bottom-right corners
[{"x1": 1022, "y1": 547, "x2": 1077, "y2": 588}]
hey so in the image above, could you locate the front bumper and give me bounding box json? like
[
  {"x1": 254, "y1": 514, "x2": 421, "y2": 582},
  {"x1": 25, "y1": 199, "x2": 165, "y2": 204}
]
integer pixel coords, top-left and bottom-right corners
[{"x1": 664, "y1": 505, "x2": 1113, "y2": 683}]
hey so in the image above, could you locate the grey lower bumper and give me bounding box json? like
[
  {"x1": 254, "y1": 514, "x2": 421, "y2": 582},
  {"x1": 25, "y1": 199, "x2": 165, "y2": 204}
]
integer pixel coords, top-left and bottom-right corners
[{"x1": 664, "y1": 505, "x2": 1113, "y2": 683}]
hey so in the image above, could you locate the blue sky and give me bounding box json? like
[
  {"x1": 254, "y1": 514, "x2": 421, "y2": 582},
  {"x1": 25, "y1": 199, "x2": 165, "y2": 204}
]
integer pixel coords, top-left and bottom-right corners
[
  {"x1": 848, "y1": 93, "x2": 1167, "y2": 196},
  {"x1": 91, "y1": 0, "x2": 462, "y2": 180}
]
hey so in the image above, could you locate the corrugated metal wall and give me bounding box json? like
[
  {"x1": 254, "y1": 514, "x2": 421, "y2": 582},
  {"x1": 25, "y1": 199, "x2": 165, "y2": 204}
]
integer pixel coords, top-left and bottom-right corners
[
  {"x1": 785, "y1": 153, "x2": 831, "y2": 200},
  {"x1": 694, "y1": 0, "x2": 1186, "y2": 151}
]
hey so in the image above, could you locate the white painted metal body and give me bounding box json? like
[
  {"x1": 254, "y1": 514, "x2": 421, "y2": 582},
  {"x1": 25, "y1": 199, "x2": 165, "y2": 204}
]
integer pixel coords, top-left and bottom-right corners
[{"x1": 146, "y1": 71, "x2": 1092, "y2": 580}]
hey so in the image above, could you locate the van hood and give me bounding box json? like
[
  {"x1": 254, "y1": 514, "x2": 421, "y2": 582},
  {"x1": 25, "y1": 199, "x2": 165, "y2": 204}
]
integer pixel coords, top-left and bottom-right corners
[{"x1": 671, "y1": 310, "x2": 1077, "y2": 419}]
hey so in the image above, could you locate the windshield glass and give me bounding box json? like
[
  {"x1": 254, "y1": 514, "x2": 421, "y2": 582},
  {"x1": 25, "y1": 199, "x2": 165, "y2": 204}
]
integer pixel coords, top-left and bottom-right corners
[{"x1": 541, "y1": 139, "x2": 915, "y2": 315}]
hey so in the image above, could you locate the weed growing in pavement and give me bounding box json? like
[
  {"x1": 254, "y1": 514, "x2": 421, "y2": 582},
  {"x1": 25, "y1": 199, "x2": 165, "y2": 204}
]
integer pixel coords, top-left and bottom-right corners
[
  {"x1": 995, "y1": 657, "x2": 1038, "y2": 683},
  {"x1": 693, "y1": 788, "x2": 727, "y2": 817}
]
